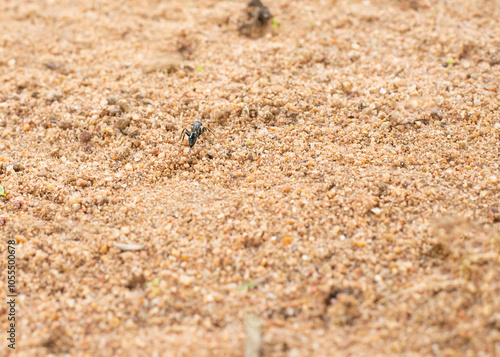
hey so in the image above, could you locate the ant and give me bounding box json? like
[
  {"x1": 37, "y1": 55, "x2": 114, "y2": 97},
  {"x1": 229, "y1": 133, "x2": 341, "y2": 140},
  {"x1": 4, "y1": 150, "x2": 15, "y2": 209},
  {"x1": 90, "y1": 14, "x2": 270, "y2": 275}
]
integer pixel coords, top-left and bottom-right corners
[{"x1": 179, "y1": 120, "x2": 214, "y2": 148}]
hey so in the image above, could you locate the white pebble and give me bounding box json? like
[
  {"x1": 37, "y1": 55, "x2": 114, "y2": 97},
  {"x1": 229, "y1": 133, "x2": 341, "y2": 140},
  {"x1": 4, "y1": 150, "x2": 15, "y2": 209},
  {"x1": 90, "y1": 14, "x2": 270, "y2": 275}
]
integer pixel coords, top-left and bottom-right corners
[{"x1": 179, "y1": 275, "x2": 193, "y2": 286}]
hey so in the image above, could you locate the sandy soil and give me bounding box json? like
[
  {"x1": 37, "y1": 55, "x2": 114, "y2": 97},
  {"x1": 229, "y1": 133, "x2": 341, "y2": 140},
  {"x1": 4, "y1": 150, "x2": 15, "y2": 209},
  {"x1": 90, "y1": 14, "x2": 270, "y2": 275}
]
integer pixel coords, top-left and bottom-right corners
[{"x1": 1, "y1": 0, "x2": 500, "y2": 356}]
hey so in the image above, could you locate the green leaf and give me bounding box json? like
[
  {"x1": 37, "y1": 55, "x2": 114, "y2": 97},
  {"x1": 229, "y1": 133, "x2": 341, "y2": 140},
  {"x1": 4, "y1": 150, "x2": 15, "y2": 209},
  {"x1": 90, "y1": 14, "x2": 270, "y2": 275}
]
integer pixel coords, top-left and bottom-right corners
[
  {"x1": 273, "y1": 18, "x2": 278, "y2": 29},
  {"x1": 197, "y1": 66, "x2": 203, "y2": 72},
  {"x1": 238, "y1": 282, "x2": 257, "y2": 291},
  {"x1": 0, "y1": 185, "x2": 6, "y2": 198}
]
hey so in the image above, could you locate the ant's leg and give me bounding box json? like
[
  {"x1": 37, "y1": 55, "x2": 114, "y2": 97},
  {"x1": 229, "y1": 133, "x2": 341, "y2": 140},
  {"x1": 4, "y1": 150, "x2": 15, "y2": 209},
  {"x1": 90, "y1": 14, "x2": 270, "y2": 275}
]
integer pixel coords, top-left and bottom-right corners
[
  {"x1": 178, "y1": 129, "x2": 191, "y2": 156},
  {"x1": 201, "y1": 126, "x2": 215, "y2": 143},
  {"x1": 201, "y1": 126, "x2": 216, "y2": 138},
  {"x1": 205, "y1": 127, "x2": 215, "y2": 136},
  {"x1": 178, "y1": 129, "x2": 191, "y2": 155},
  {"x1": 179, "y1": 129, "x2": 190, "y2": 143}
]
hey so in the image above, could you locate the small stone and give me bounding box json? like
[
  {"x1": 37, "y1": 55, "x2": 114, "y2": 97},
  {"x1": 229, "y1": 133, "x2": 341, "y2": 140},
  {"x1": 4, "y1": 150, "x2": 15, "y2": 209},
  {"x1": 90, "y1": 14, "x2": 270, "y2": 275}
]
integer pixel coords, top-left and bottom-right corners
[
  {"x1": 342, "y1": 81, "x2": 353, "y2": 91},
  {"x1": 110, "y1": 108, "x2": 122, "y2": 116},
  {"x1": 107, "y1": 96, "x2": 117, "y2": 105},
  {"x1": 203, "y1": 294, "x2": 214, "y2": 303},
  {"x1": 47, "y1": 91, "x2": 63, "y2": 102},
  {"x1": 113, "y1": 146, "x2": 130, "y2": 160},
  {"x1": 102, "y1": 128, "x2": 115, "y2": 137},
  {"x1": 43, "y1": 61, "x2": 59, "y2": 70},
  {"x1": 127, "y1": 126, "x2": 140, "y2": 137},
  {"x1": 67, "y1": 298, "x2": 75, "y2": 308},
  {"x1": 117, "y1": 99, "x2": 128, "y2": 111},
  {"x1": 371, "y1": 207, "x2": 382, "y2": 215},
  {"x1": 258, "y1": 128, "x2": 269, "y2": 137},
  {"x1": 114, "y1": 118, "x2": 130, "y2": 133},
  {"x1": 487, "y1": 175, "x2": 497, "y2": 184},
  {"x1": 165, "y1": 122, "x2": 176, "y2": 131},
  {"x1": 68, "y1": 193, "x2": 82, "y2": 205},
  {"x1": 76, "y1": 179, "x2": 89, "y2": 187},
  {"x1": 37, "y1": 170, "x2": 48, "y2": 177},
  {"x1": 59, "y1": 120, "x2": 73, "y2": 130},
  {"x1": 249, "y1": 106, "x2": 258, "y2": 118},
  {"x1": 179, "y1": 275, "x2": 194, "y2": 286},
  {"x1": 124, "y1": 163, "x2": 133, "y2": 171},
  {"x1": 79, "y1": 131, "x2": 92, "y2": 143},
  {"x1": 210, "y1": 108, "x2": 224, "y2": 121},
  {"x1": 12, "y1": 162, "x2": 23, "y2": 172}
]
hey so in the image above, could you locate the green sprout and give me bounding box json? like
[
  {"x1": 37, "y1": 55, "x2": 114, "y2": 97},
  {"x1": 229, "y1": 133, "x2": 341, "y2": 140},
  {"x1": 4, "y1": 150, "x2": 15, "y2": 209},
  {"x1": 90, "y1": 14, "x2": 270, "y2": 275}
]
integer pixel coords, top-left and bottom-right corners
[
  {"x1": 146, "y1": 277, "x2": 160, "y2": 287},
  {"x1": 197, "y1": 66, "x2": 203, "y2": 72},
  {"x1": 238, "y1": 282, "x2": 257, "y2": 291},
  {"x1": 146, "y1": 277, "x2": 160, "y2": 295},
  {"x1": 273, "y1": 18, "x2": 278, "y2": 30},
  {"x1": 0, "y1": 186, "x2": 6, "y2": 198}
]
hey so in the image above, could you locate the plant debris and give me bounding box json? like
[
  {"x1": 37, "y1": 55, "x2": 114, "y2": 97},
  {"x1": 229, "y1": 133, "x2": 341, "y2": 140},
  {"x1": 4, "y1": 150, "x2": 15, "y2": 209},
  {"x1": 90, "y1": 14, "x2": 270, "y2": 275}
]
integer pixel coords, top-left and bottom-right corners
[
  {"x1": 238, "y1": 0, "x2": 273, "y2": 39},
  {"x1": 114, "y1": 243, "x2": 144, "y2": 251}
]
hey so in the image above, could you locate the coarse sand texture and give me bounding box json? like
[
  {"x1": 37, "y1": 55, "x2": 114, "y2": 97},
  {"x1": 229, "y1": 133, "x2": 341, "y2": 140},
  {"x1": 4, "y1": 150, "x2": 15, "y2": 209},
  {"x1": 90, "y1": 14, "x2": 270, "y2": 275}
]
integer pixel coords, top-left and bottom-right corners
[{"x1": 0, "y1": 0, "x2": 499, "y2": 356}]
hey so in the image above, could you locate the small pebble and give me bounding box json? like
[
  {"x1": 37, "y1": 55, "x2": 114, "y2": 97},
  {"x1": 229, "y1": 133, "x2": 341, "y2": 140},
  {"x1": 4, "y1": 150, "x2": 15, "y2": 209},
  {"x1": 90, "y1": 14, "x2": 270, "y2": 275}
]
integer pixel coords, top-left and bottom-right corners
[
  {"x1": 79, "y1": 131, "x2": 93, "y2": 143},
  {"x1": 43, "y1": 61, "x2": 59, "y2": 70},
  {"x1": 107, "y1": 96, "x2": 117, "y2": 105},
  {"x1": 47, "y1": 91, "x2": 63, "y2": 102},
  {"x1": 12, "y1": 162, "x2": 23, "y2": 172},
  {"x1": 179, "y1": 275, "x2": 194, "y2": 286},
  {"x1": 110, "y1": 108, "x2": 122, "y2": 116},
  {"x1": 76, "y1": 179, "x2": 89, "y2": 187},
  {"x1": 117, "y1": 99, "x2": 128, "y2": 111},
  {"x1": 114, "y1": 118, "x2": 130, "y2": 132},
  {"x1": 59, "y1": 120, "x2": 73, "y2": 130}
]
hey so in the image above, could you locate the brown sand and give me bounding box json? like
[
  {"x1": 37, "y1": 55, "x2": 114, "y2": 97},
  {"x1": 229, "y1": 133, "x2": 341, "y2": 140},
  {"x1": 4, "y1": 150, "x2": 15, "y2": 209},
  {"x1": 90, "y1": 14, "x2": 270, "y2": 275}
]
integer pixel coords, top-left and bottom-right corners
[{"x1": 1, "y1": 0, "x2": 500, "y2": 356}]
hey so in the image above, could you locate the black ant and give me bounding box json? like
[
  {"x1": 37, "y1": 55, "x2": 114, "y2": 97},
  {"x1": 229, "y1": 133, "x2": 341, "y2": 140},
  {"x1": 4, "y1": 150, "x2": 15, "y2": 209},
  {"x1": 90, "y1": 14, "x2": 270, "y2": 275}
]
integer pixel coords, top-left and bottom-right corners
[{"x1": 179, "y1": 120, "x2": 214, "y2": 148}]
